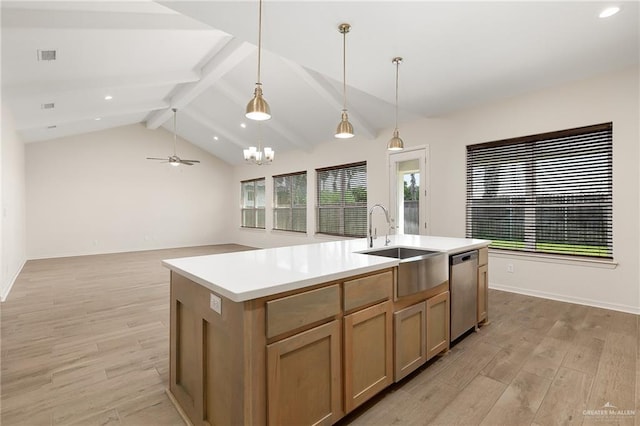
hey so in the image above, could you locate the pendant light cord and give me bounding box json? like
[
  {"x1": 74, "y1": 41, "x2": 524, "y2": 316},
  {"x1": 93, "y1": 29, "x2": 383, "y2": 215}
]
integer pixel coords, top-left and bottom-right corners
[
  {"x1": 172, "y1": 108, "x2": 177, "y2": 156},
  {"x1": 257, "y1": 0, "x2": 263, "y2": 84},
  {"x1": 394, "y1": 60, "x2": 399, "y2": 130},
  {"x1": 342, "y1": 28, "x2": 347, "y2": 111}
]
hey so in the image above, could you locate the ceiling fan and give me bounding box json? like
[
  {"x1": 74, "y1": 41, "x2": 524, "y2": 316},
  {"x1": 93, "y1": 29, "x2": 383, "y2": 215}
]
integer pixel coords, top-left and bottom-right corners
[{"x1": 147, "y1": 108, "x2": 200, "y2": 166}]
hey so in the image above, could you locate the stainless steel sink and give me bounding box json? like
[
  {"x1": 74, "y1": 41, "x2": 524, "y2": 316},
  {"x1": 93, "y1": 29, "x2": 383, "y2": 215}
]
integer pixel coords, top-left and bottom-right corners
[
  {"x1": 361, "y1": 247, "x2": 439, "y2": 260},
  {"x1": 360, "y1": 246, "x2": 448, "y2": 297}
]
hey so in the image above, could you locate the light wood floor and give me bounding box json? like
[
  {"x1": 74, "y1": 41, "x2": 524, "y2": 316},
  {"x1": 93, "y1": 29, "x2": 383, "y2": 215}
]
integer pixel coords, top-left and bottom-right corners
[{"x1": 1, "y1": 246, "x2": 638, "y2": 425}]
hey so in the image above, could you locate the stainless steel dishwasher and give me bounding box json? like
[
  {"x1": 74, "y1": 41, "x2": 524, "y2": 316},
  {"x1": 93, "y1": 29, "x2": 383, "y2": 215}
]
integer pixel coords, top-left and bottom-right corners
[{"x1": 450, "y1": 250, "x2": 478, "y2": 341}]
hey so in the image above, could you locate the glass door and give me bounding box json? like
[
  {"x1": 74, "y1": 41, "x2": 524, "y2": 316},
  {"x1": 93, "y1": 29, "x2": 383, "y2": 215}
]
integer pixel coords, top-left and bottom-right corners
[{"x1": 389, "y1": 148, "x2": 428, "y2": 235}]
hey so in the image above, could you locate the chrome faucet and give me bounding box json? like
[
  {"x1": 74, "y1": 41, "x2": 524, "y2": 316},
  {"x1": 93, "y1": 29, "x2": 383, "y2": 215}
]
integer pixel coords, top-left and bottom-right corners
[{"x1": 368, "y1": 204, "x2": 391, "y2": 248}]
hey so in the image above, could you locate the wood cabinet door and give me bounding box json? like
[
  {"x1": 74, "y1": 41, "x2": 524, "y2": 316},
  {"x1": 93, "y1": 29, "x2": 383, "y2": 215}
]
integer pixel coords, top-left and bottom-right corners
[
  {"x1": 426, "y1": 291, "x2": 450, "y2": 360},
  {"x1": 344, "y1": 301, "x2": 393, "y2": 413},
  {"x1": 393, "y1": 302, "x2": 427, "y2": 382},
  {"x1": 267, "y1": 320, "x2": 342, "y2": 426},
  {"x1": 477, "y1": 264, "x2": 488, "y2": 323}
]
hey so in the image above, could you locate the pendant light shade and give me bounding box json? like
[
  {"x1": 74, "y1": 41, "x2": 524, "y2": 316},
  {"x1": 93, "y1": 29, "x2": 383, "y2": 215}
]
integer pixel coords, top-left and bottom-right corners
[
  {"x1": 335, "y1": 110, "x2": 354, "y2": 139},
  {"x1": 387, "y1": 57, "x2": 404, "y2": 151},
  {"x1": 335, "y1": 23, "x2": 354, "y2": 139},
  {"x1": 246, "y1": 84, "x2": 270, "y2": 121},
  {"x1": 246, "y1": 0, "x2": 271, "y2": 121}
]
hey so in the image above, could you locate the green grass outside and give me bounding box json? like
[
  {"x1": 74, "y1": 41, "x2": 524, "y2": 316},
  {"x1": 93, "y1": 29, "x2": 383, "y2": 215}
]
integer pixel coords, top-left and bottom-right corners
[{"x1": 488, "y1": 239, "x2": 611, "y2": 258}]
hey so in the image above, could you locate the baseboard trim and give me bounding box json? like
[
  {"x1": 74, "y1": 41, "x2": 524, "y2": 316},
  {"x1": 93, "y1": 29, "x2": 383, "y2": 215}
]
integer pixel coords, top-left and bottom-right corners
[
  {"x1": 489, "y1": 282, "x2": 640, "y2": 315},
  {"x1": 1, "y1": 259, "x2": 26, "y2": 302}
]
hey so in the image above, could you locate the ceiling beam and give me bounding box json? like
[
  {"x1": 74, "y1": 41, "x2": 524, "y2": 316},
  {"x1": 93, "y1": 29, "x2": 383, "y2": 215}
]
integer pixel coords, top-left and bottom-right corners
[
  {"x1": 146, "y1": 37, "x2": 254, "y2": 130},
  {"x1": 283, "y1": 59, "x2": 377, "y2": 140},
  {"x1": 214, "y1": 82, "x2": 310, "y2": 151},
  {"x1": 1, "y1": 8, "x2": 215, "y2": 31},
  {"x1": 3, "y1": 71, "x2": 200, "y2": 100},
  {"x1": 15, "y1": 101, "x2": 168, "y2": 131}
]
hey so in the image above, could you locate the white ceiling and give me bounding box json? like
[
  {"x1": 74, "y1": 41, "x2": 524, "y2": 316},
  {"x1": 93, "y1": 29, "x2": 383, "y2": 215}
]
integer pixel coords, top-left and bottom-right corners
[{"x1": 2, "y1": 1, "x2": 638, "y2": 165}]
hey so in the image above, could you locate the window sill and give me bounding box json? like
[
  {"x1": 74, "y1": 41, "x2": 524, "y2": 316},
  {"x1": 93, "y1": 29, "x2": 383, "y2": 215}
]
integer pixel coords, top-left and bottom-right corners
[
  {"x1": 239, "y1": 227, "x2": 266, "y2": 232},
  {"x1": 488, "y1": 248, "x2": 618, "y2": 269},
  {"x1": 271, "y1": 229, "x2": 308, "y2": 237}
]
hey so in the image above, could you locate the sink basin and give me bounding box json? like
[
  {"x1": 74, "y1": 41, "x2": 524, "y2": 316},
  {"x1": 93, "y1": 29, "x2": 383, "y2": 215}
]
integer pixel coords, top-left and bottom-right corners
[
  {"x1": 361, "y1": 247, "x2": 439, "y2": 261},
  {"x1": 360, "y1": 246, "x2": 448, "y2": 297}
]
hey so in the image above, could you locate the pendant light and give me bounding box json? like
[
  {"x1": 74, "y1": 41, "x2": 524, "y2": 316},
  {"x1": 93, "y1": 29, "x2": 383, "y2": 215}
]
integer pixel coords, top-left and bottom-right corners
[
  {"x1": 245, "y1": 0, "x2": 271, "y2": 121},
  {"x1": 388, "y1": 57, "x2": 404, "y2": 151},
  {"x1": 335, "y1": 23, "x2": 354, "y2": 139}
]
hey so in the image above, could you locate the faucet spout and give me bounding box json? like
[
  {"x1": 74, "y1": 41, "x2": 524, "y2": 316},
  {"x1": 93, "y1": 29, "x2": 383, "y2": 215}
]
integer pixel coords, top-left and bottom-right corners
[{"x1": 368, "y1": 204, "x2": 392, "y2": 248}]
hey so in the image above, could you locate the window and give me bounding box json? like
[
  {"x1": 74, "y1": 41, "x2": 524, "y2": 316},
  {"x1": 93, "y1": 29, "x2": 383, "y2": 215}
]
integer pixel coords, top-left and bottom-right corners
[
  {"x1": 316, "y1": 162, "x2": 367, "y2": 237},
  {"x1": 273, "y1": 172, "x2": 307, "y2": 232},
  {"x1": 466, "y1": 123, "x2": 612, "y2": 258},
  {"x1": 241, "y1": 178, "x2": 265, "y2": 229}
]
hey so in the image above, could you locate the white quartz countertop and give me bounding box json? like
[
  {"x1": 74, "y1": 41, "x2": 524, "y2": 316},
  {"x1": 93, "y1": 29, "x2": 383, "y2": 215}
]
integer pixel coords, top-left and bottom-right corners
[{"x1": 162, "y1": 235, "x2": 490, "y2": 302}]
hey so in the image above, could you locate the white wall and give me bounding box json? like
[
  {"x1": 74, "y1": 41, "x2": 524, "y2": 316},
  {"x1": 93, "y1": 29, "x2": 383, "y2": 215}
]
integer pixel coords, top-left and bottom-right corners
[
  {"x1": 443, "y1": 66, "x2": 639, "y2": 314},
  {"x1": 230, "y1": 66, "x2": 640, "y2": 313},
  {"x1": 26, "y1": 124, "x2": 233, "y2": 259},
  {"x1": 1, "y1": 105, "x2": 27, "y2": 300}
]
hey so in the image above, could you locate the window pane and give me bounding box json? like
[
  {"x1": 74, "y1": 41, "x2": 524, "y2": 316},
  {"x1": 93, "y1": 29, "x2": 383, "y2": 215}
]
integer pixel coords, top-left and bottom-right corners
[
  {"x1": 292, "y1": 208, "x2": 307, "y2": 232},
  {"x1": 272, "y1": 172, "x2": 307, "y2": 232},
  {"x1": 466, "y1": 123, "x2": 612, "y2": 258},
  {"x1": 241, "y1": 178, "x2": 265, "y2": 229},
  {"x1": 274, "y1": 208, "x2": 291, "y2": 230},
  {"x1": 241, "y1": 209, "x2": 255, "y2": 228},
  {"x1": 318, "y1": 208, "x2": 341, "y2": 235},
  {"x1": 256, "y1": 208, "x2": 265, "y2": 229},
  {"x1": 292, "y1": 174, "x2": 307, "y2": 206},
  {"x1": 344, "y1": 207, "x2": 367, "y2": 237},
  {"x1": 241, "y1": 181, "x2": 255, "y2": 208},
  {"x1": 317, "y1": 162, "x2": 366, "y2": 237},
  {"x1": 255, "y1": 179, "x2": 265, "y2": 208}
]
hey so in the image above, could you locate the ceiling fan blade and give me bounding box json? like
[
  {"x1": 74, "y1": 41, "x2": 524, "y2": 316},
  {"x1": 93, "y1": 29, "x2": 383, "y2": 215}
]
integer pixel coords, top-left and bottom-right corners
[
  {"x1": 180, "y1": 159, "x2": 200, "y2": 164},
  {"x1": 146, "y1": 157, "x2": 169, "y2": 161}
]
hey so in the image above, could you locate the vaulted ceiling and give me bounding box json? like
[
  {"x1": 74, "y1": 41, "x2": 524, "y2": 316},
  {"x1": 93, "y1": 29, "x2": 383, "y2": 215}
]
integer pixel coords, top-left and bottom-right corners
[{"x1": 2, "y1": 1, "x2": 638, "y2": 165}]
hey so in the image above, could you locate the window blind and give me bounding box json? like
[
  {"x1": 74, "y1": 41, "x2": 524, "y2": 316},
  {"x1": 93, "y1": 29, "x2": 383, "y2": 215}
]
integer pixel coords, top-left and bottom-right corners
[
  {"x1": 466, "y1": 123, "x2": 612, "y2": 258},
  {"x1": 316, "y1": 162, "x2": 367, "y2": 237},
  {"x1": 273, "y1": 171, "x2": 307, "y2": 232},
  {"x1": 241, "y1": 178, "x2": 265, "y2": 229}
]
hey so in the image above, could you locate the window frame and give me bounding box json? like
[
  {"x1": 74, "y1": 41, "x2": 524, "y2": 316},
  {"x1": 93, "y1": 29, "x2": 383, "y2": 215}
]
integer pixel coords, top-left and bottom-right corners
[
  {"x1": 316, "y1": 161, "x2": 368, "y2": 238},
  {"x1": 240, "y1": 177, "x2": 266, "y2": 229},
  {"x1": 272, "y1": 171, "x2": 307, "y2": 233},
  {"x1": 465, "y1": 122, "x2": 613, "y2": 259}
]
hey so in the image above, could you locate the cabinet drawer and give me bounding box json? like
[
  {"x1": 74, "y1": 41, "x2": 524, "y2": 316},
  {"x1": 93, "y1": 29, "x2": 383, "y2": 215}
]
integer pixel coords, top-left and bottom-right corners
[
  {"x1": 267, "y1": 285, "x2": 341, "y2": 338},
  {"x1": 478, "y1": 247, "x2": 488, "y2": 266},
  {"x1": 344, "y1": 270, "x2": 393, "y2": 312}
]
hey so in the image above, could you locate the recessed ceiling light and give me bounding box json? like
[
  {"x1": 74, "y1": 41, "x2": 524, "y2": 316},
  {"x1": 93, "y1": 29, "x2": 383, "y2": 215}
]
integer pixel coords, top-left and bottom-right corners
[
  {"x1": 213, "y1": 136, "x2": 219, "y2": 141},
  {"x1": 240, "y1": 123, "x2": 247, "y2": 128},
  {"x1": 104, "y1": 95, "x2": 113, "y2": 100},
  {"x1": 599, "y1": 6, "x2": 620, "y2": 18},
  {"x1": 95, "y1": 117, "x2": 102, "y2": 121}
]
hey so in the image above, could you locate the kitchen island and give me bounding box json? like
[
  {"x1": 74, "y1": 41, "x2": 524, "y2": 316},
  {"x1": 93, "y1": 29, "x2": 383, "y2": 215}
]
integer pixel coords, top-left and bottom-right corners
[{"x1": 162, "y1": 235, "x2": 489, "y2": 426}]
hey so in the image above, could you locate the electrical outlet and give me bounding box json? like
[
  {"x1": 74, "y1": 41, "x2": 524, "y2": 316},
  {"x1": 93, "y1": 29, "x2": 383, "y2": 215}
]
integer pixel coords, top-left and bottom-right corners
[
  {"x1": 209, "y1": 293, "x2": 222, "y2": 314},
  {"x1": 507, "y1": 263, "x2": 514, "y2": 273}
]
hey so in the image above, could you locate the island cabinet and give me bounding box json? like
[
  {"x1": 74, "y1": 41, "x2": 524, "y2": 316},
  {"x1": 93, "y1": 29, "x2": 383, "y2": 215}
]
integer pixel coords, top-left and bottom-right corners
[
  {"x1": 168, "y1": 267, "x2": 395, "y2": 426},
  {"x1": 343, "y1": 271, "x2": 394, "y2": 413},
  {"x1": 266, "y1": 285, "x2": 343, "y2": 425},
  {"x1": 477, "y1": 247, "x2": 489, "y2": 325},
  {"x1": 393, "y1": 284, "x2": 450, "y2": 382}
]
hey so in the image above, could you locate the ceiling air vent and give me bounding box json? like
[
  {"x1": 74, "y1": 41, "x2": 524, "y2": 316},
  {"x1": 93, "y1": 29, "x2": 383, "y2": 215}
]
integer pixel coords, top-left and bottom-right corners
[
  {"x1": 47, "y1": 125, "x2": 57, "y2": 129},
  {"x1": 37, "y1": 49, "x2": 57, "y2": 61},
  {"x1": 41, "y1": 102, "x2": 55, "y2": 110}
]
